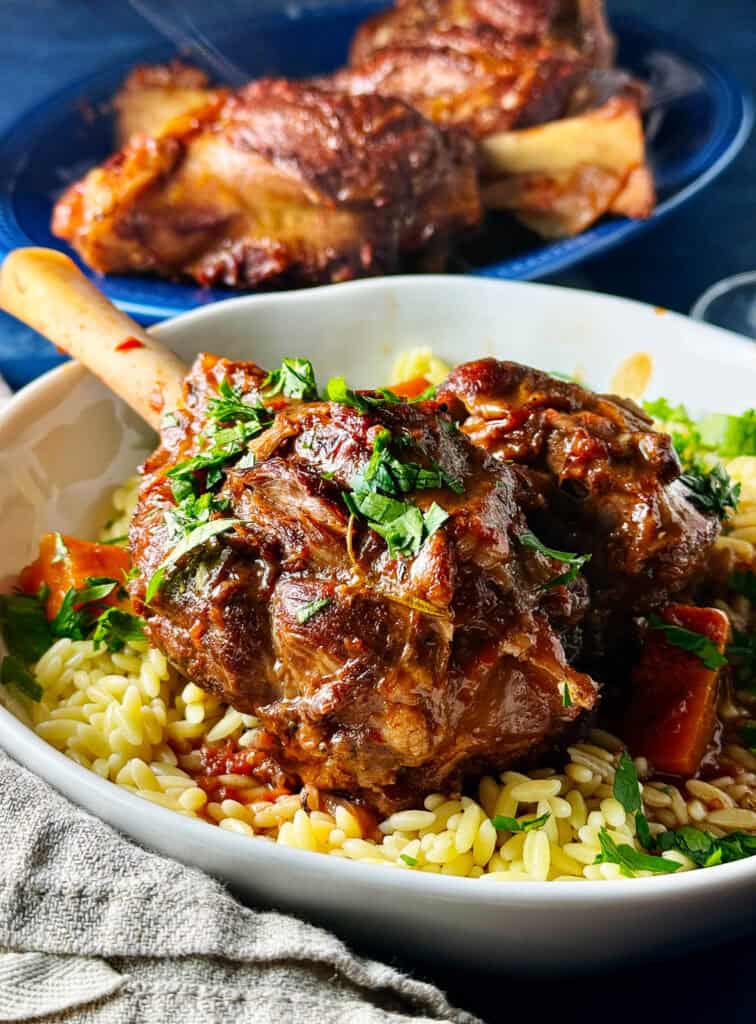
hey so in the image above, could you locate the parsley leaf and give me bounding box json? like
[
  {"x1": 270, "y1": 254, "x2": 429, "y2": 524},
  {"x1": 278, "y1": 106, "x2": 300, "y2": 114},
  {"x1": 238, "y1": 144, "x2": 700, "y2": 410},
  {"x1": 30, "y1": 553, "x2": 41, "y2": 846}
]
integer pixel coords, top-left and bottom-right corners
[
  {"x1": 594, "y1": 829, "x2": 680, "y2": 876},
  {"x1": 680, "y1": 462, "x2": 740, "y2": 519},
  {"x1": 295, "y1": 597, "x2": 332, "y2": 625},
  {"x1": 0, "y1": 589, "x2": 53, "y2": 663},
  {"x1": 519, "y1": 531, "x2": 591, "y2": 589},
  {"x1": 264, "y1": 358, "x2": 318, "y2": 401},
  {"x1": 50, "y1": 578, "x2": 119, "y2": 641},
  {"x1": 400, "y1": 854, "x2": 418, "y2": 866},
  {"x1": 165, "y1": 491, "x2": 231, "y2": 539},
  {"x1": 0, "y1": 654, "x2": 43, "y2": 702},
  {"x1": 206, "y1": 377, "x2": 267, "y2": 424},
  {"x1": 655, "y1": 826, "x2": 756, "y2": 867},
  {"x1": 343, "y1": 429, "x2": 453, "y2": 559},
  {"x1": 613, "y1": 751, "x2": 642, "y2": 815},
  {"x1": 648, "y1": 614, "x2": 727, "y2": 671},
  {"x1": 92, "y1": 608, "x2": 147, "y2": 652},
  {"x1": 560, "y1": 682, "x2": 573, "y2": 707},
  {"x1": 492, "y1": 811, "x2": 551, "y2": 833},
  {"x1": 145, "y1": 518, "x2": 241, "y2": 603},
  {"x1": 167, "y1": 419, "x2": 266, "y2": 490},
  {"x1": 325, "y1": 376, "x2": 372, "y2": 413}
]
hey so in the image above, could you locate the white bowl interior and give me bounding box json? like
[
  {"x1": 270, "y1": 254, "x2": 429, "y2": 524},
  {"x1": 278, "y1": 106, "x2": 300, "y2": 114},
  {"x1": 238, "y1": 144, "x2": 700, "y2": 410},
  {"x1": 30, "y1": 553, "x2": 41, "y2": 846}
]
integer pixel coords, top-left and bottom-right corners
[{"x1": 2, "y1": 275, "x2": 756, "y2": 971}]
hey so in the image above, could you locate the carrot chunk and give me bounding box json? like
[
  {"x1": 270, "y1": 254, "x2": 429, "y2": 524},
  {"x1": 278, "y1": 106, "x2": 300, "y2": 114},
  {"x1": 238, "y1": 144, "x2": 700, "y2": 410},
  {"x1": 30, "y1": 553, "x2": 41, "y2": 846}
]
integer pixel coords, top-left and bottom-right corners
[
  {"x1": 625, "y1": 604, "x2": 729, "y2": 777},
  {"x1": 18, "y1": 534, "x2": 131, "y2": 619},
  {"x1": 389, "y1": 376, "x2": 431, "y2": 399}
]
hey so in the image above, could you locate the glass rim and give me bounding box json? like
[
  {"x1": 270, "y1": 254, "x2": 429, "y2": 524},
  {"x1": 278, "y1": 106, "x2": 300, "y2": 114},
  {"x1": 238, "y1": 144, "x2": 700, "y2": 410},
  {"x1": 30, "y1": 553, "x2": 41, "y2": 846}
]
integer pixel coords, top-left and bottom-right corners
[{"x1": 690, "y1": 270, "x2": 756, "y2": 321}]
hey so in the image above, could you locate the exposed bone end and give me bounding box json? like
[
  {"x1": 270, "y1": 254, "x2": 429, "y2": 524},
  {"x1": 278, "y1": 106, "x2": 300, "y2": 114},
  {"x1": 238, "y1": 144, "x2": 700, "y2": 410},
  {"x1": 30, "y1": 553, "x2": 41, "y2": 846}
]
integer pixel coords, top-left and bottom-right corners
[{"x1": 0, "y1": 247, "x2": 186, "y2": 430}]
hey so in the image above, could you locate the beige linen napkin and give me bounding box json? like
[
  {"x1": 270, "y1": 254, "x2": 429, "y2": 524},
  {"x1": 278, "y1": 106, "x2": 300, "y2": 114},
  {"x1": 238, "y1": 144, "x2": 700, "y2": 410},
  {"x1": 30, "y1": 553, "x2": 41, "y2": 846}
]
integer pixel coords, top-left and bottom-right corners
[{"x1": 0, "y1": 751, "x2": 479, "y2": 1023}]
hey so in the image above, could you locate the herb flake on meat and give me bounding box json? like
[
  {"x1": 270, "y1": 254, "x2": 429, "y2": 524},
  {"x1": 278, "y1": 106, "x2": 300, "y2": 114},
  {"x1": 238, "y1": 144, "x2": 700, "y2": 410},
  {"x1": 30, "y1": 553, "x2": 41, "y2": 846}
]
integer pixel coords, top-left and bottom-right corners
[
  {"x1": 518, "y1": 531, "x2": 591, "y2": 589},
  {"x1": 264, "y1": 358, "x2": 318, "y2": 401},
  {"x1": 295, "y1": 597, "x2": 332, "y2": 625},
  {"x1": 145, "y1": 518, "x2": 241, "y2": 603}
]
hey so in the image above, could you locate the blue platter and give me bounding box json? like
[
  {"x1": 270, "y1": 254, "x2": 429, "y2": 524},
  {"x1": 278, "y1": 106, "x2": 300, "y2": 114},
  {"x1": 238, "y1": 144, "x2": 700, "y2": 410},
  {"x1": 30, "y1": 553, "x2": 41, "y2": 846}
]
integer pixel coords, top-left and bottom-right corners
[{"x1": 0, "y1": 2, "x2": 750, "y2": 324}]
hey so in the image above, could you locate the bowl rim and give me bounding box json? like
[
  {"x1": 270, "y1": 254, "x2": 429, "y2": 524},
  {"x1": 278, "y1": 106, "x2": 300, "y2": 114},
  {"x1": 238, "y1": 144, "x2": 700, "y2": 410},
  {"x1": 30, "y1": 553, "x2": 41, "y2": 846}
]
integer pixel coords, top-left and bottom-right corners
[{"x1": 2, "y1": 273, "x2": 756, "y2": 905}]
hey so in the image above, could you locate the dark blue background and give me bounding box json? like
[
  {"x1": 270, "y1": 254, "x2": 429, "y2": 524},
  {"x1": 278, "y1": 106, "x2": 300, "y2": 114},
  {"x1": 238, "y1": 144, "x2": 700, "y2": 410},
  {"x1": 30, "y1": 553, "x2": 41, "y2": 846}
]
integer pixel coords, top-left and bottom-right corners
[{"x1": 1, "y1": 3, "x2": 754, "y2": 1019}]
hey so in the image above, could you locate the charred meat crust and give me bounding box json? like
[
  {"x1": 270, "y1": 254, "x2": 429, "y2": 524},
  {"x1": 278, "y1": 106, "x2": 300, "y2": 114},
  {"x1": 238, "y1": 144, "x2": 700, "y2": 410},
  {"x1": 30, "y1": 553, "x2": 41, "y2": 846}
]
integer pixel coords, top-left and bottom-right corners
[{"x1": 52, "y1": 78, "x2": 480, "y2": 290}]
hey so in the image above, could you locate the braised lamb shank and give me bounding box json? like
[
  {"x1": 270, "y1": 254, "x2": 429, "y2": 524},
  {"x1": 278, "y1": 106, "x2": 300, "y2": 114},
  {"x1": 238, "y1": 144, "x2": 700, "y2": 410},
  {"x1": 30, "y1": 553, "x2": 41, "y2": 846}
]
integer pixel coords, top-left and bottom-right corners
[
  {"x1": 438, "y1": 358, "x2": 720, "y2": 642},
  {"x1": 53, "y1": 76, "x2": 480, "y2": 289},
  {"x1": 129, "y1": 354, "x2": 598, "y2": 809}
]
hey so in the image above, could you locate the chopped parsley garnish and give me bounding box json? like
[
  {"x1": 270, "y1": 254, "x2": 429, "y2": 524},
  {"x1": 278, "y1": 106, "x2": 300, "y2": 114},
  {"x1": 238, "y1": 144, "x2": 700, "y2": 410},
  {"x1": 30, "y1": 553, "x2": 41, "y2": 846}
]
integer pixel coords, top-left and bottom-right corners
[
  {"x1": 680, "y1": 462, "x2": 740, "y2": 520},
  {"x1": 613, "y1": 751, "x2": 642, "y2": 815},
  {"x1": 325, "y1": 376, "x2": 372, "y2": 413},
  {"x1": 145, "y1": 518, "x2": 241, "y2": 603},
  {"x1": 50, "y1": 577, "x2": 120, "y2": 641},
  {"x1": 264, "y1": 358, "x2": 318, "y2": 401},
  {"x1": 206, "y1": 377, "x2": 268, "y2": 425},
  {"x1": 0, "y1": 588, "x2": 54, "y2": 664},
  {"x1": 655, "y1": 826, "x2": 756, "y2": 867},
  {"x1": 295, "y1": 597, "x2": 332, "y2": 625},
  {"x1": 594, "y1": 829, "x2": 680, "y2": 876},
  {"x1": 51, "y1": 533, "x2": 68, "y2": 564},
  {"x1": 648, "y1": 614, "x2": 727, "y2": 671},
  {"x1": 0, "y1": 578, "x2": 147, "y2": 700},
  {"x1": 342, "y1": 429, "x2": 455, "y2": 559},
  {"x1": 166, "y1": 419, "x2": 268, "y2": 491},
  {"x1": 1, "y1": 654, "x2": 43, "y2": 702},
  {"x1": 518, "y1": 531, "x2": 591, "y2": 589},
  {"x1": 91, "y1": 608, "x2": 147, "y2": 652},
  {"x1": 492, "y1": 811, "x2": 551, "y2": 833},
  {"x1": 561, "y1": 682, "x2": 573, "y2": 707},
  {"x1": 325, "y1": 377, "x2": 434, "y2": 412},
  {"x1": 400, "y1": 854, "x2": 418, "y2": 867},
  {"x1": 164, "y1": 491, "x2": 231, "y2": 539},
  {"x1": 358, "y1": 428, "x2": 463, "y2": 498}
]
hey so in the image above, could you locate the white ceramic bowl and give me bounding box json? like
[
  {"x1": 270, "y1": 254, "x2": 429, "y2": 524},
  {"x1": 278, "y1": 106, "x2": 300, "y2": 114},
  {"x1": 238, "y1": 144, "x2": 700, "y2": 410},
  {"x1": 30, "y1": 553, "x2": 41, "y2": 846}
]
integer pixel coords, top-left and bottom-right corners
[{"x1": 2, "y1": 276, "x2": 756, "y2": 973}]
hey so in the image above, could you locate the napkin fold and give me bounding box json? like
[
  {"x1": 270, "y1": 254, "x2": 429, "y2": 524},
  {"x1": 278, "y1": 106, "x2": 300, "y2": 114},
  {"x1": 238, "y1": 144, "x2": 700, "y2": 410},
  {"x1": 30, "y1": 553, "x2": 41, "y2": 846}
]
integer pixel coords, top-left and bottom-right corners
[{"x1": 0, "y1": 751, "x2": 479, "y2": 1023}]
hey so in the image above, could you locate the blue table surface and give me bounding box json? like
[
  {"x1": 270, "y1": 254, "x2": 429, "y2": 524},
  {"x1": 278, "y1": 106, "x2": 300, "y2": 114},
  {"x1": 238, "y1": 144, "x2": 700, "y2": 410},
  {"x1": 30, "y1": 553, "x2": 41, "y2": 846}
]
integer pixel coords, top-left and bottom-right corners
[{"x1": 1, "y1": 2, "x2": 755, "y2": 1019}]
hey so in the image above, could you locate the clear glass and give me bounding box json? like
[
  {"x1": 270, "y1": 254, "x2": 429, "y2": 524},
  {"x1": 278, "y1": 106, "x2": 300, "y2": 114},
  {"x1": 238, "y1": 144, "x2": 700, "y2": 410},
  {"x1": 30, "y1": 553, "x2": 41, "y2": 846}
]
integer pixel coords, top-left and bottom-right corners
[{"x1": 690, "y1": 271, "x2": 756, "y2": 338}]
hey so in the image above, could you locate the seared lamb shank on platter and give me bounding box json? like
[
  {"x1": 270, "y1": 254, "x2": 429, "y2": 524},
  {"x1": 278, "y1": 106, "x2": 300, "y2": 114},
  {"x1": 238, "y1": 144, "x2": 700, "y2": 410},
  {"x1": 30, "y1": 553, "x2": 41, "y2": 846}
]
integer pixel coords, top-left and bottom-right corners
[
  {"x1": 53, "y1": 76, "x2": 480, "y2": 290},
  {"x1": 340, "y1": 0, "x2": 654, "y2": 237}
]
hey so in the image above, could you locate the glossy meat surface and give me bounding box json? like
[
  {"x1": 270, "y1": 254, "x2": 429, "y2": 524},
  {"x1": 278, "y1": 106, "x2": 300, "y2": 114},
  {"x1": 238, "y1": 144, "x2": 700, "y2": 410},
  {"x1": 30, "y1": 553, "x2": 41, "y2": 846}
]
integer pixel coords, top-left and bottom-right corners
[
  {"x1": 53, "y1": 75, "x2": 480, "y2": 289},
  {"x1": 344, "y1": 0, "x2": 653, "y2": 237},
  {"x1": 437, "y1": 359, "x2": 720, "y2": 630},
  {"x1": 330, "y1": 25, "x2": 585, "y2": 137},
  {"x1": 350, "y1": 0, "x2": 614, "y2": 69},
  {"x1": 129, "y1": 355, "x2": 597, "y2": 809}
]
